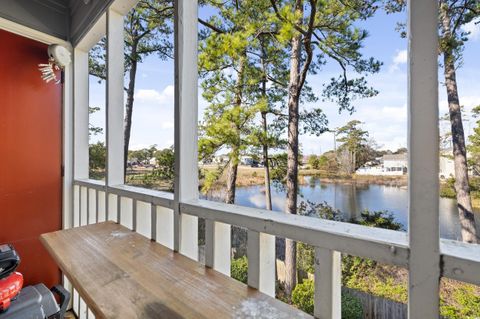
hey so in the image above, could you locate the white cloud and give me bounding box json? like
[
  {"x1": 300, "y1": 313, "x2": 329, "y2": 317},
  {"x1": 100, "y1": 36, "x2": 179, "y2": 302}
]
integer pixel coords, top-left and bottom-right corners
[
  {"x1": 161, "y1": 121, "x2": 174, "y2": 129},
  {"x1": 462, "y1": 19, "x2": 480, "y2": 41},
  {"x1": 129, "y1": 85, "x2": 175, "y2": 150},
  {"x1": 389, "y1": 49, "x2": 407, "y2": 72},
  {"x1": 135, "y1": 85, "x2": 174, "y2": 105},
  {"x1": 393, "y1": 50, "x2": 407, "y2": 64}
]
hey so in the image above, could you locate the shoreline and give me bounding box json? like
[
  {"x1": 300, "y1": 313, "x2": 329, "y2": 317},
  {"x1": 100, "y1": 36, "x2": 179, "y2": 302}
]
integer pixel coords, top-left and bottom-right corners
[
  {"x1": 123, "y1": 166, "x2": 480, "y2": 209},
  {"x1": 200, "y1": 166, "x2": 480, "y2": 209}
]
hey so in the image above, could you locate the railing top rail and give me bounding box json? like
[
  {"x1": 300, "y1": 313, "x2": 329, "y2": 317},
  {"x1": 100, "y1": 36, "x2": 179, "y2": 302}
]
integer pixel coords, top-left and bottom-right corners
[
  {"x1": 74, "y1": 179, "x2": 106, "y2": 190},
  {"x1": 109, "y1": 184, "x2": 175, "y2": 209},
  {"x1": 182, "y1": 199, "x2": 409, "y2": 267}
]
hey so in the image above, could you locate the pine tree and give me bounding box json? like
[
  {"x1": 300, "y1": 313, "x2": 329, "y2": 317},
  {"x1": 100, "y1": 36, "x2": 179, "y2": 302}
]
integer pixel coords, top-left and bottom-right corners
[
  {"x1": 337, "y1": 120, "x2": 369, "y2": 174},
  {"x1": 269, "y1": 0, "x2": 381, "y2": 296},
  {"x1": 439, "y1": 0, "x2": 479, "y2": 243}
]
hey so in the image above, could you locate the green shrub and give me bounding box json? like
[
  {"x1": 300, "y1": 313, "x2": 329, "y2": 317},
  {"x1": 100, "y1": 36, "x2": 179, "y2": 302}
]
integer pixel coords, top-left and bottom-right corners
[
  {"x1": 297, "y1": 242, "x2": 315, "y2": 274},
  {"x1": 440, "y1": 285, "x2": 480, "y2": 319},
  {"x1": 291, "y1": 279, "x2": 363, "y2": 318},
  {"x1": 231, "y1": 256, "x2": 248, "y2": 284},
  {"x1": 351, "y1": 210, "x2": 403, "y2": 231},
  {"x1": 342, "y1": 292, "x2": 363, "y2": 319},
  {"x1": 440, "y1": 178, "x2": 457, "y2": 198},
  {"x1": 440, "y1": 177, "x2": 480, "y2": 200},
  {"x1": 292, "y1": 279, "x2": 315, "y2": 315}
]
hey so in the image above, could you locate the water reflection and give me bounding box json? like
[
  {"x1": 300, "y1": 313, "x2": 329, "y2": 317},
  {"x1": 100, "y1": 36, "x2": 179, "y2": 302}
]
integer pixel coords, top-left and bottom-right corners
[{"x1": 226, "y1": 176, "x2": 480, "y2": 241}]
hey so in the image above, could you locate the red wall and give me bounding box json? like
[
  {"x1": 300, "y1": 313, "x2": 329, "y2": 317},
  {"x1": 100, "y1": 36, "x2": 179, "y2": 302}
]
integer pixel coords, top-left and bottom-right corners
[{"x1": 0, "y1": 29, "x2": 62, "y2": 288}]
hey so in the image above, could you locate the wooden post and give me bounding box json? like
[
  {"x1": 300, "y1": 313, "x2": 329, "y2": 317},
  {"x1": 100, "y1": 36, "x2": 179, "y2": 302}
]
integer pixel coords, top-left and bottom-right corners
[
  {"x1": 408, "y1": 0, "x2": 440, "y2": 317},
  {"x1": 205, "y1": 220, "x2": 231, "y2": 276},
  {"x1": 314, "y1": 247, "x2": 341, "y2": 319},
  {"x1": 174, "y1": 0, "x2": 199, "y2": 260},
  {"x1": 73, "y1": 48, "x2": 89, "y2": 182},
  {"x1": 247, "y1": 230, "x2": 275, "y2": 297},
  {"x1": 106, "y1": 8, "x2": 125, "y2": 222}
]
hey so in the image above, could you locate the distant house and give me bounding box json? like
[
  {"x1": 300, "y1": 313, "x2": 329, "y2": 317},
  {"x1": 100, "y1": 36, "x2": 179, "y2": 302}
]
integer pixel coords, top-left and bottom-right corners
[
  {"x1": 439, "y1": 149, "x2": 455, "y2": 179},
  {"x1": 240, "y1": 156, "x2": 254, "y2": 166},
  {"x1": 356, "y1": 166, "x2": 385, "y2": 175},
  {"x1": 149, "y1": 157, "x2": 158, "y2": 167},
  {"x1": 383, "y1": 154, "x2": 408, "y2": 175},
  {"x1": 357, "y1": 152, "x2": 456, "y2": 178},
  {"x1": 356, "y1": 153, "x2": 407, "y2": 176},
  {"x1": 439, "y1": 156, "x2": 454, "y2": 179},
  {"x1": 212, "y1": 155, "x2": 229, "y2": 164}
]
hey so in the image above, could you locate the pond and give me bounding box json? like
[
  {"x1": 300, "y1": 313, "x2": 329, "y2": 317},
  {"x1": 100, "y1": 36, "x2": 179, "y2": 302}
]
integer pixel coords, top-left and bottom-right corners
[{"x1": 221, "y1": 176, "x2": 480, "y2": 241}]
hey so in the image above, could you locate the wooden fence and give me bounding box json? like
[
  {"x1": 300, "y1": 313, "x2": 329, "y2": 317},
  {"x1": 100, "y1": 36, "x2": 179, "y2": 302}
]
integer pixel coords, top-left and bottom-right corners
[{"x1": 343, "y1": 287, "x2": 407, "y2": 319}]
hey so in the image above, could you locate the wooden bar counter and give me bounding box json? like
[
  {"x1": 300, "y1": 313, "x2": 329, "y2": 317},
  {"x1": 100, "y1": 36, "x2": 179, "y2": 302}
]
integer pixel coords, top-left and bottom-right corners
[{"x1": 41, "y1": 222, "x2": 311, "y2": 319}]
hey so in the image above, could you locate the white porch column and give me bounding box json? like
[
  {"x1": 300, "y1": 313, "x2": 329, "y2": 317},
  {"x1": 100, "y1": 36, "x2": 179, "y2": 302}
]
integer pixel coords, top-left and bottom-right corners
[
  {"x1": 73, "y1": 49, "x2": 89, "y2": 181},
  {"x1": 106, "y1": 8, "x2": 125, "y2": 221},
  {"x1": 407, "y1": 0, "x2": 440, "y2": 317},
  {"x1": 73, "y1": 49, "x2": 89, "y2": 228},
  {"x1": 63, "y1": 53, "x2": 74, "y2": 230},
  {"x1": 174, "y1": 0, "x2": 199, "y2": 260}
]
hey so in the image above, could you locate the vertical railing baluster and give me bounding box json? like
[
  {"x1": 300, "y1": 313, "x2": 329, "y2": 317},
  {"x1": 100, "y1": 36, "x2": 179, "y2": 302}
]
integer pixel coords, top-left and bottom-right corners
[
  {"x1": 103, "y1": 191, "x2": 109, "y2": 220},
  {"x1": 86, "y1": 187, "x2": 90, "y2": 225},
  {"x1": 205, "y1": 220, "x2": 214, "y2": 268},
  {"x1": 247, "y1": 230, "x2": 275, "y2": 297},
  {"x1": 117, "y1": 195, "x2": 121, "y2": 224},
  {"x1": 314, "y1": 247, "x2": 341, "y2": 319},
  {"x1": 73, "y1": 185, "x2": 79, "y2": 228},
  {"x1": 78, "y1": 187, "x2": 82, "y2": 227},
  {"x1": 205, "y1": 220, "x2": 230, "y2": 276},
  {"x1": 95, "y1": 189, "x2": 99, "y2": 223},
  {"x1": 151, "y1": 204, "x2": 157, "y2": 241},
  {"x1": 132, "y1": 199, "x2": 137, "y2": 232}
]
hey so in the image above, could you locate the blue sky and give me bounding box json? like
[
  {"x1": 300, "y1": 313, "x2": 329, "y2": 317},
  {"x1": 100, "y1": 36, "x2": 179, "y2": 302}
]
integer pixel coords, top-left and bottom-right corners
[{"x1": 89, "y1": 8, "x2": 480, "y2": 155}]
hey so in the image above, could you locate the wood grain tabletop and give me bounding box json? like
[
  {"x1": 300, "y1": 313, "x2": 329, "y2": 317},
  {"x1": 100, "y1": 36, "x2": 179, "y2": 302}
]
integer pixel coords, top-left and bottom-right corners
[{"x1": 40, "y1": 222, "x2": 311, "y2": 319}]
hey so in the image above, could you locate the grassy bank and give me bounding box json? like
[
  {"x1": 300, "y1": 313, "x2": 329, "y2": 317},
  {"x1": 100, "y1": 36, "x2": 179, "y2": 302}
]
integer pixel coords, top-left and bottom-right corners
[
  {"x1": 199, "y1": 165, "x2": 408, "y2": 189},
  {"x1": 440, "y1": 176, "x2": 480, "y2": 209}
]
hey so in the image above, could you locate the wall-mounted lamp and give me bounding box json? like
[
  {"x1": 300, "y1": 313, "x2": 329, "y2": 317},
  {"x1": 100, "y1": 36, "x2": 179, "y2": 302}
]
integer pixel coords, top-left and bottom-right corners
[{"x1": 38, "y1": 44, "x2": 71, "y2": 84}]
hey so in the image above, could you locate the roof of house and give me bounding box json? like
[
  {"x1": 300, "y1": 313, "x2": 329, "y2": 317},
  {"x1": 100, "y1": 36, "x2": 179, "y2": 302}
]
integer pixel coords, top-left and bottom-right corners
[{"x1": 383, "y1": 153, "x2": 407, "y2": 161}]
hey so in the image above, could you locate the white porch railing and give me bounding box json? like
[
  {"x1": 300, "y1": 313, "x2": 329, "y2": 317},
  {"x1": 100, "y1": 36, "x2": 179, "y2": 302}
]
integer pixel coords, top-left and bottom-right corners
[{"x1": 70, "y1": 178, "x2": 480, "y2": 319}]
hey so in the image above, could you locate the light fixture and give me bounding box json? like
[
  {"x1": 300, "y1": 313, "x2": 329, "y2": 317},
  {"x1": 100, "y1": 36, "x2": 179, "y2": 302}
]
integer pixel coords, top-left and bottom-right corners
[{"x1": 38, "y1": 44, "x2": 71, "y2": 84}]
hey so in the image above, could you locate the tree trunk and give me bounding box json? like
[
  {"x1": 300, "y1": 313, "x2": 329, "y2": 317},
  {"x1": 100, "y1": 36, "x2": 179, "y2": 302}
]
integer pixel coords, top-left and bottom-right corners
[
  {"x1": 441, "y1": 6, "x2": 478, "y2": 243},
  {"x1": 124, "y1": 44, "x2": 139, "y2": 181},
  {"x1": 225, "y1": 53, "x2": 246, "y2": 205},
  {"x1": 353, "y1": 148, "x2": 356, "y2": 174},
  {"x1": 225, "y1": 155, "x2": 238, "y2": 204},
  {"x1": 262, "y1": 111, "x2": 272, "y2": 210},
  {"x1": 284, "y1": 0, "x2": 303, "y2": 297},
  {"x1": 260, "y1": 43, "x2": 272, "y2": 211}
]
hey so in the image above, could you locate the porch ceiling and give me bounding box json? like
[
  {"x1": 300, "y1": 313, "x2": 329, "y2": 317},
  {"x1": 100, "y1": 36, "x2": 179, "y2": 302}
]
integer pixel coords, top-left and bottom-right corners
[{"x1": 0, "y1": 0, "x2": 114, "y2": 45}]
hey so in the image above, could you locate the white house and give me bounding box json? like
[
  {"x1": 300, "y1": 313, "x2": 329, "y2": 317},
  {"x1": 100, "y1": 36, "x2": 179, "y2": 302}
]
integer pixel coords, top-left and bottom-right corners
[
  {"x1": 383, "y1": 154, "x2": 408, "y2": 175},
  {"x1": 439, "y1": 149, "x2": 455, "y2": 179},
  {"x1": 356, "y1": 153, "x2": 408, "y2": 176},
  {"x1": 149, "y1": 157, "x2": 158, "y2": 167},
  {"x1": 240, "y1": 156, "x2": 254, "y2": 166}
]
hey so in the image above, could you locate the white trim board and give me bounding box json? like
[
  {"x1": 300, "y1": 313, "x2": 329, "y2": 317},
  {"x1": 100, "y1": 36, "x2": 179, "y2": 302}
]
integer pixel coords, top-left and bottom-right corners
[{"x1": 0, "y1": 16, "x2": 70, "y2": 47}]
